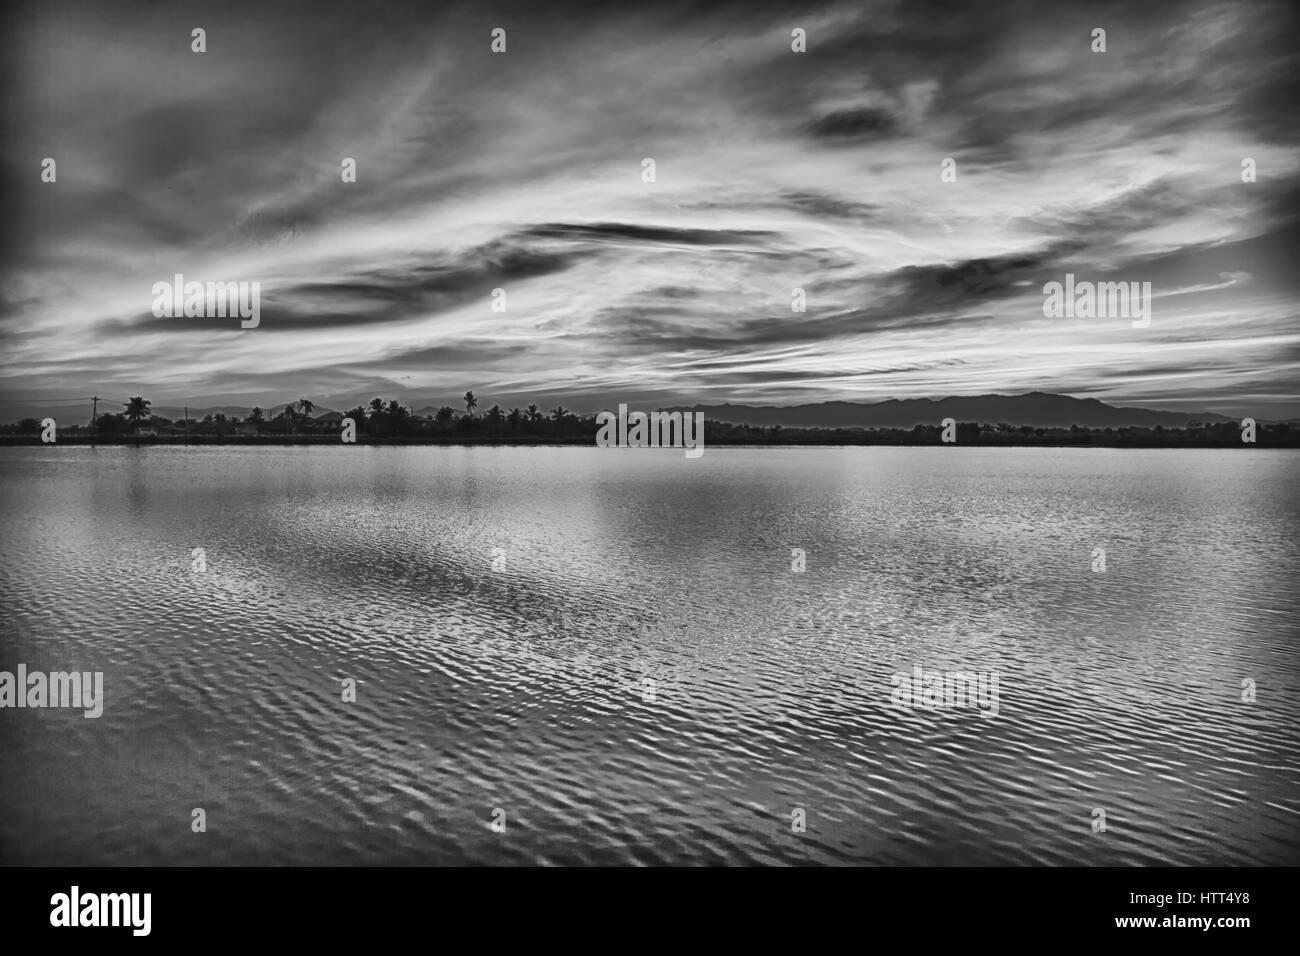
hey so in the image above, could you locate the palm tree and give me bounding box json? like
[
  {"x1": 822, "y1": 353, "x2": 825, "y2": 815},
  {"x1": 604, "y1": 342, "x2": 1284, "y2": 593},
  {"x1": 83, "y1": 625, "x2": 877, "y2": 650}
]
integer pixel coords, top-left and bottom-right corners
[
  {"x1": 125, "y1": 397, "x2": 151, "y2": 424},
  {"x1": 549, "y1": 405, "x2": 567, "y2": 437},
  {"x1": 526, "y1": 404, "x2": 541, "y2": 428},
  {"x1": 293, "y1": 399, "x2": 314, "y2": 433},
  {"x1": 369, "y1": 397, "x2": 385, "y2": 416},
  {"x1": 507, "y1": 407, "x2": 523, "y2": 432},
  {"x1": 435, "y1": 406, "x2": 456, "y2": 430},
  {"x1": 463, "y1": 391, "x2": 478, "y2": 417},
  {"x1": 282, "y1": 401, "x2": 298, "y2": 434}
]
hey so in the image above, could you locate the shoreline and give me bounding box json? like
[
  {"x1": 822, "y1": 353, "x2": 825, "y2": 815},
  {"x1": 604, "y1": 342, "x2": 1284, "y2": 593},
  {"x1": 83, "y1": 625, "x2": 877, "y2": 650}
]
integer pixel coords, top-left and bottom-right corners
[{"x1": 1, "y1": 436, "x2": 1294, "y2": 449}]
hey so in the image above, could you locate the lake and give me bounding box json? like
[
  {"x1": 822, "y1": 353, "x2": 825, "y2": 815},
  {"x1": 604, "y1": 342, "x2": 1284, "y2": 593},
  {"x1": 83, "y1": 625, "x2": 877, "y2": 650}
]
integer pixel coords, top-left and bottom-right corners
[{"x1": 1, "y1": 445, "x2": 1297, "y2": 865}]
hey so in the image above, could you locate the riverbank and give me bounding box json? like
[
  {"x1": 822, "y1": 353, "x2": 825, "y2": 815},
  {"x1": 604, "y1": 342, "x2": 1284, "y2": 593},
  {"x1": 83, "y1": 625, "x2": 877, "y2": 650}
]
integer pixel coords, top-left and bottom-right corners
[{"x1": 2, "y1": 434, "x2": 1295, "y2": 448}]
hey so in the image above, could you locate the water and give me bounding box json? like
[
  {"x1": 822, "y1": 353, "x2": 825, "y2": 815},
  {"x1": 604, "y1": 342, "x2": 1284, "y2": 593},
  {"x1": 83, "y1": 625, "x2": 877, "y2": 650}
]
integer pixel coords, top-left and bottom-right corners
[{"x1": 1, "y1": 445, "x2": 1297, "y2": 866}]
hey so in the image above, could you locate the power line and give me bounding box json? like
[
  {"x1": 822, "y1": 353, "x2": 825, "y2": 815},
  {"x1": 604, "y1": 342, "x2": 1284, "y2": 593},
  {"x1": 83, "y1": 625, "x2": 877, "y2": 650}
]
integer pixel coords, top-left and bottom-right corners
[{"x1": 0, "y1": 397, "x2": 128, "y2": 406}]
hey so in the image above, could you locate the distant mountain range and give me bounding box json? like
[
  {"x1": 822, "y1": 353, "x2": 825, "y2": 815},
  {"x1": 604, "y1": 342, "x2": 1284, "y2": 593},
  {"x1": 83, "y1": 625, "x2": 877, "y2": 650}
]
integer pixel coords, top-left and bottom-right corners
[
  {"x1": 655, "y1": 392, "x2": 1243, "y2": 429},
  {"x1": 0, "y1": 392, "x2": 1258, "y2": 428}
]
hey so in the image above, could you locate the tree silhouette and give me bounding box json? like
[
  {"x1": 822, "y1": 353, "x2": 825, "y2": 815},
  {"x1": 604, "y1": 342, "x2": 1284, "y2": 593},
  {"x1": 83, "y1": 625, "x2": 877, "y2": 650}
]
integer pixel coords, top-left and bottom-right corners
[
  {"x1": 463, "y1": 391, "x2": 477, "y2": 416},
  {"x1": 92, "y1": 414, "x2": 126, "y2": 437},
  {"x1": 125, "y1": 397, "x2": 151, "y2": 423},
  {"x1": 297, "y1": 398, "x2": 315, "y2": 416},
  {"x1": 386, "y1": 400, "x2": 410, "y2": 435},
  {"x1": 248, "y1": 407, "x2": 264, "y2": 424},
  {"x1": 549, "y1": 405, "x2": 567, "y2": 437}
]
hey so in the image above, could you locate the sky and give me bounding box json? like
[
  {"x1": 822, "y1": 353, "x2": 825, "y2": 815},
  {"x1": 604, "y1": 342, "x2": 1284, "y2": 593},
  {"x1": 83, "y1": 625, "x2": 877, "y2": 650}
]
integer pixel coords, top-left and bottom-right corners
[{"x1": 2, "y1": 0, "x2": 1298, "y2": 419}]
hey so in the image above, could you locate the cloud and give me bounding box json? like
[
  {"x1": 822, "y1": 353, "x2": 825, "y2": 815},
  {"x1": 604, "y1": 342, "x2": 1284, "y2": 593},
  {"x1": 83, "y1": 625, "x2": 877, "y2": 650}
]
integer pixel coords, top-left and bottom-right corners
[
  {"x1": 1, "y1": 0, "x2": 1298, "y2": 418},
  {"x1": 805, "y1": 106, "x2": 897, "y2": 140}
]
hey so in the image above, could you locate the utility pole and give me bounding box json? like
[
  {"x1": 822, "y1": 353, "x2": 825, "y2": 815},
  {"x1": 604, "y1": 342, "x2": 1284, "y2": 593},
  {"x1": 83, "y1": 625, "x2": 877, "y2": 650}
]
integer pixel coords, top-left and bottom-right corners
[{"x1": 185, "y1": 406, "x2": 189, "y2": 442}]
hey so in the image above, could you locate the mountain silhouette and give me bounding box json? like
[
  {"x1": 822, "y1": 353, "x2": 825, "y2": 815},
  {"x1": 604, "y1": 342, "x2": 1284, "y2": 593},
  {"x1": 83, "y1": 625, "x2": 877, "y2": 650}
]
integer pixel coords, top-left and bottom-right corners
[{"x1": 654, "y1": 392, "x2": 1240, "y2": 429}]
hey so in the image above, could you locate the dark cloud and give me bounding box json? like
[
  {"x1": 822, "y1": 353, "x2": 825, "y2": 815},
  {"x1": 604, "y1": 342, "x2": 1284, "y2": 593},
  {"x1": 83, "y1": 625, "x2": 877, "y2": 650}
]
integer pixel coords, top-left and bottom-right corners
[
  {"x1": 878, "y1": 244, "x2": 1085, "y2": 312},
  {"x1": 104, "y1": 238, "x2": 593, "y2": 332},
  {"x1": 805, "y1": 107, "x2": 897, "y2": 140},
  {"x1": 519, "y1": 223, "x2": 776, "y2": 246},
  {"x1": 780, "y1": 191, "x2": 882, "y2": 220}
]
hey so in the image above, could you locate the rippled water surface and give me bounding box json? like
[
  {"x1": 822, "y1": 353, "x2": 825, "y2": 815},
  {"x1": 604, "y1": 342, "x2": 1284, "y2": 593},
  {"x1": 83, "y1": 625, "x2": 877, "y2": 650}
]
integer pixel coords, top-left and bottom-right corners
[{"x1": 1, "y1": 445, "x2": 1297, "y2": 865}]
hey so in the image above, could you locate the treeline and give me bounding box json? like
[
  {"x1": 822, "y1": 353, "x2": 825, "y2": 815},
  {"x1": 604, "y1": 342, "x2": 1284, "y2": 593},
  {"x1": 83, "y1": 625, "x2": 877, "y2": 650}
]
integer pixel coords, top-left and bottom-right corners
[
  {"x1": 335, "y1": 396, "x2": 588, "y2": 439},
  {"x1": 698, "y1": 419, "x2": 1299, "y2": 446},
  {"x1": 2, "y1": 396, "x2": 1295, "y2": 446},
  {"x1": 0, "y1": 393, "x2": 592, "y2": 440}
]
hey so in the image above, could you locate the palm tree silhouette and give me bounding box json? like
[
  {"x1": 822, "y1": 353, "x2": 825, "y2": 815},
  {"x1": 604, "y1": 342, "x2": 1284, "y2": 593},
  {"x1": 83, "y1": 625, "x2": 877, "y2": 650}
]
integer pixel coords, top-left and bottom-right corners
[
  {"x1": 549, "y1": 405, "x2": 568, "y2": 436},
  {"x1": 526, "y1": 404, "x2": 541, "y2": 427},
  {"x1": 463, "y1": 391, "x2": 477, "y2": 417},
  {"x1": 296, "y1": 398, "x2": 314, "y2": 433},
  {"x1": 125, "y1": 397, "x2": 151, "y2": 424}
]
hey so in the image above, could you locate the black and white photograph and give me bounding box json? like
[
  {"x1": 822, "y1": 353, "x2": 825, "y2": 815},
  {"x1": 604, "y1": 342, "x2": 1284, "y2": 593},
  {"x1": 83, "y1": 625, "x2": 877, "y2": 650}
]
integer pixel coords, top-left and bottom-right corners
[{"x1": 0, "y1": 0, "x2": 1296, "y2": 925}]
